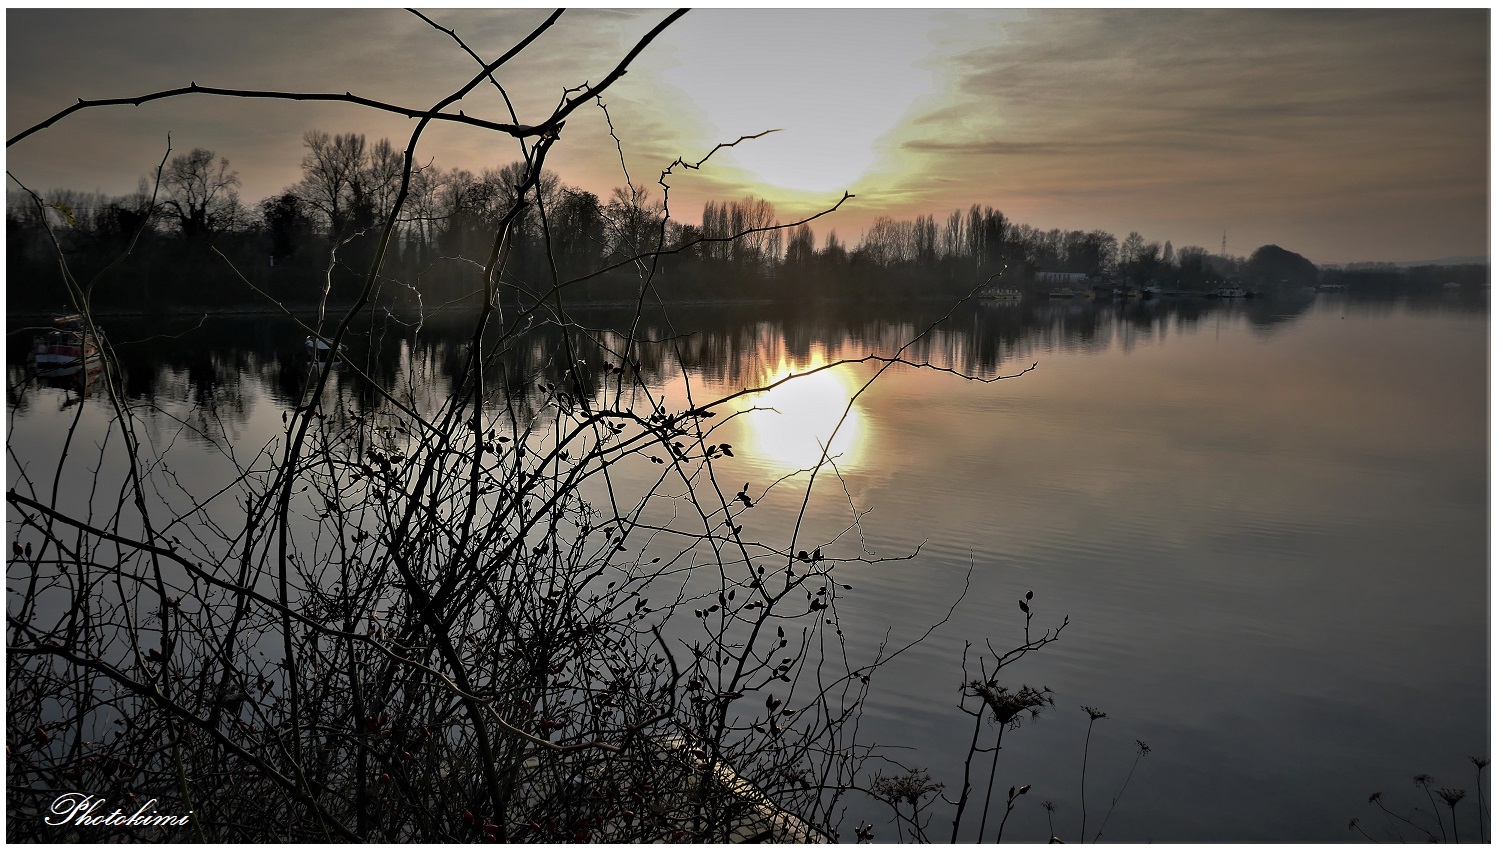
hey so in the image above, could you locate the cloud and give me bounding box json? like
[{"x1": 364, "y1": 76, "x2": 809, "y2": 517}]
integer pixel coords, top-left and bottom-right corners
[
  {"x1": 871, "y1": 9, "x2": 1487, "y2": 262},
  {"x1": 6, "y1": 9, "x2": 678, "y2": 199}
]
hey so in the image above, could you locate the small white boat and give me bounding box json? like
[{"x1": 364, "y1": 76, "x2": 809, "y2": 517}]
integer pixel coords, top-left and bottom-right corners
[
  {"x1": 31, "y1": 315, "x2": 104, "y2": 378},
  {"x1": 305, "y1": 336, "x2": 334, "y2": 357}
]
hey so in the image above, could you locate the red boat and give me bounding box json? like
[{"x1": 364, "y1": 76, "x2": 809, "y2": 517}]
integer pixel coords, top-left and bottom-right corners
[{"x1": 30, "y1": 314, "x2": 104, "y2": 378}]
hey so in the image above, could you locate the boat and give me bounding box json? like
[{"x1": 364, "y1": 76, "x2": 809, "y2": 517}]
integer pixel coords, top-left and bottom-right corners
[
  {"x1": 30, "y1": 314, "x2": 104, "y2": 378},
  {"x1": 305, "y1": 335, "x2": 337, "y2": 358},
  {"x1": 1141, "y1": 284, "x2": 1162, "y2": 299},
  {"x1": 979, "y1": 286, "x2": 1022, "y2": 301},
  {"x1": 1214, "y1": 286, "x2": 1248, "y2": 299}
]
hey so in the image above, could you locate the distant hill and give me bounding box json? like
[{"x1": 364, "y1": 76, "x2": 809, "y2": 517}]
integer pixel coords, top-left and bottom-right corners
[{"x1": 1331, "y1": 255, "x2": 1489, "y2": 270}]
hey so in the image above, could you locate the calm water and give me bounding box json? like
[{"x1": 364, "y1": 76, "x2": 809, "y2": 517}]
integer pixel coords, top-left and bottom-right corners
[{"x1": 6, "y1": 291, "x2": 1489, "y2": 842}]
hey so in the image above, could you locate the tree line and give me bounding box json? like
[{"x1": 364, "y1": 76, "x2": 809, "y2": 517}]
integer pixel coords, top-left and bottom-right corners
[{"x1": 7, "y1": 131, "x2": 1479, "y2": 313}]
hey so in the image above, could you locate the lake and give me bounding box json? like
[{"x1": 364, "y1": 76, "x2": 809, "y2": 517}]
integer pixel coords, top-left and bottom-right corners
[{"x1": 6, "y1": 290, "x2": 1489, "y2": 842}]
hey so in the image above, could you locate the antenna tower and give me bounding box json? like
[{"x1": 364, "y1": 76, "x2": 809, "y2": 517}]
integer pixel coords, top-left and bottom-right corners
[{"x1": 1221, "y1": 230, "x2": 1227, "y2": 257}]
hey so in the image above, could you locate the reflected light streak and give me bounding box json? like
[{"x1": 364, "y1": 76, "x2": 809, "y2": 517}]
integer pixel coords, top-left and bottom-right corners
[{"x1": 744, "y1": 363, "x2": 865, "y2": 472}]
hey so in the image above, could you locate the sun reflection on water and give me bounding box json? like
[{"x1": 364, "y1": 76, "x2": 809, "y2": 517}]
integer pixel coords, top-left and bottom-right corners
[{"x1": 743, "y1": 362, "x2": 865, "y2": 472}]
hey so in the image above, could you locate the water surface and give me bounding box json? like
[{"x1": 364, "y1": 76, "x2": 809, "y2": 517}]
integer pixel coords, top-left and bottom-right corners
[{"x1": 6, "y1": 292, "x2": 1488, "y2": 842}]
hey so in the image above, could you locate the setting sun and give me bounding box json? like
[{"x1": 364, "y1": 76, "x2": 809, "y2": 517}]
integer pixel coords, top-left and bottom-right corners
[{"x1": 655, "y1": 10, "x2": 940, "y2": 194}]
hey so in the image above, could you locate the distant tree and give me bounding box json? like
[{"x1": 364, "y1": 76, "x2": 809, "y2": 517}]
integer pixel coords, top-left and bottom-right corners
[
  {"x1": 1014, "y1": 224, "x2": 1058, "y2": 271},
  {"x1": 399, "y1": 162, "x2": 444, "y2": 266},
  {"x1": 359, "y1": 137, "x2": 406, "y2": 228},
  {"x1": 965, "y1": 204, "x2": 1008, "y2": 275},
  {"x1": 1043, "y1": 228, "x2": 1066, "y2": 270},
  {"x1": 1174, "y1": 245, "x2": 1214, "y2": 288},
  {"x1": 435, "y1": 167, "x2": 484, "y2": 259},
  {"x1": 698, "y1": 196, "x2": 779, "y2": 277},
  {"x1": 1118, "y1": 231, "x2": 1145, "y2": 282},
  {"x1": 1058, "y1": 229, "x2": 1116, "y2": 277},
  {"x1": 859, "y1": 215, "x2": 904, "y2": 268},
  {"x1": 784, "y1": 223, "x2": 816, "y2": 270},
  {"x1": 820, "y1": 229, "x2": 848, "y2": 267},
  {"x1": 160, "y1": 147, "x2": 243, "y2": 242},
  {"x1": 699, "y1": 200, "x2": 727, "y2": 262},
  {"x1": 665, "y1": 220, "x2": 701, "y2": 255},
  {"x1": 1247, "y1": 244, "x2": 1318, "y2": 290},
  {"x1": 604, "y1": 184, "x2": 655, "y2": 265},
  {"x1": 913, "y1": 214, "x2": 938, "y2": 266},
  {"x1": 728, "y1": 196, "x2": 777, "y2": 272},
  {"x1": 295, "y1": 130, "x2": 367, "y2": 239},
  {"x1": 259, "y1": 192, "x2": 314, "y2": 262},
  {"x1": 1176, "y1": 244, "x2": 1207, "y2": 267},
  {"x1": 1136, "y1": 240, "x2": 1162, "y2": 282},
  {"x1": 942, "y1": 209, "x2": 964, "y2": 261},
  {"x1": 763, "y1": 216, "x2": 783, "y2": 270},
  {"x1": 549, "y1": 187, "x2": 605, "y2": 278}
]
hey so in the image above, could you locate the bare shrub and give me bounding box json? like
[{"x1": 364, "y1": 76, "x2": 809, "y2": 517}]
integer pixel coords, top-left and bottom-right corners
[{"x1": 6, "y1": 11, "x2": 1036, "y2": 843}]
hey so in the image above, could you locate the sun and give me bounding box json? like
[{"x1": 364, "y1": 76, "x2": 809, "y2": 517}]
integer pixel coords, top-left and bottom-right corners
[{"x1": 654, "y1": 10, "x2": 941, "y2": 194}]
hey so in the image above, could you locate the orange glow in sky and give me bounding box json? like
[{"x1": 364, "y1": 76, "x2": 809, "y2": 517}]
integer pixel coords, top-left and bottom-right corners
[{"x1": 655, "y1": 10, "x2": 942, "y2": 195}]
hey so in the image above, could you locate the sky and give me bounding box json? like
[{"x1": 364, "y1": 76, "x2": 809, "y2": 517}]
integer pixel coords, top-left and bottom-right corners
[{"x1": 4, "y1": 7, "x2": 1491, "y2": 266}]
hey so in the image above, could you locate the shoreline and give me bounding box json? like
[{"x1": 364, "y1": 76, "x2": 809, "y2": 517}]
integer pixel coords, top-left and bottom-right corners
[{"x1": 3, "y1": 295, "x2": 972, "y2": 322}]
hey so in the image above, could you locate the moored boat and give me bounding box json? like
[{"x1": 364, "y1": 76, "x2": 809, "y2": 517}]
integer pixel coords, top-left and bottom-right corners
[
  {"x1": 1048, "y1": 289, "x2": 1093, "y2": 300},
  {"x1": 305, "y1": 335, "x2": 345, "y2": 369},
  {"x1": 30, "y1": 314, "x2": 104, "y2": 378},
  {"x1": 305, "y1": 335, "x2": 335, "y2": 358},
  {"x1": 979, "y1": 286, "x2": 1022, "y2": 301}
]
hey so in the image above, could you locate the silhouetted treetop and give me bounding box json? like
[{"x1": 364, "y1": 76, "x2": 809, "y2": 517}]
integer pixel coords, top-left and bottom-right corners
[{"x1": 1248, "y1": 244, "x2": 1319, "y2": 289}]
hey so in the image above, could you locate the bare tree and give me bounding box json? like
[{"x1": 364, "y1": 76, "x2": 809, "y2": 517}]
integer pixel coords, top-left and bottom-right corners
[
  {"x1": 604, "y1": 183, "x2": 654, "y2": 265},
  {"x1": 160, "y1": 147, "x2": 243, "y2": 241},
  {"x1": 295, "y1": 130, "x2": 368, "y2": 240}
]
